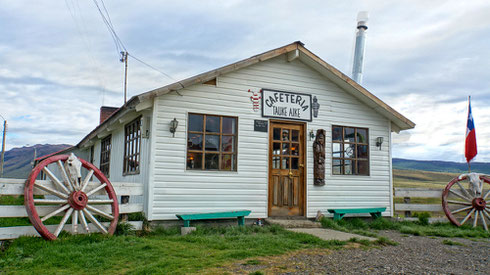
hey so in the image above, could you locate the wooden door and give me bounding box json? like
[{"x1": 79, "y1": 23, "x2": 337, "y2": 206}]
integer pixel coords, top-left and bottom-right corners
[{"x1": 268, "y1": 121, "x2": 305, "y2": 217}]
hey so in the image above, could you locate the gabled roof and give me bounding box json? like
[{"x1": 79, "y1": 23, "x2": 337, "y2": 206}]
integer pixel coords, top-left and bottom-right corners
[{"x1": 77, "y1": 41, "x2": 414, "y2": 148}]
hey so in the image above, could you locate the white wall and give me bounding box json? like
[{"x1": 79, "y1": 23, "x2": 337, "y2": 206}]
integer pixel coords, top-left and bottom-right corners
[{"x1": 149, "y1": 54, "x2": 392, "y2": 220}]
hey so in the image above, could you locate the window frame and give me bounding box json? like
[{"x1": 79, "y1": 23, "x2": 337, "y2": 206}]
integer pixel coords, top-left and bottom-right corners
[
  {"x1": 100, "y1": 135, "x2": 112, "y2": 177},
  {"x1": 186, "y1": 113, "x2": 238, "y2": 171},
  {"x1": 331, "y1": 125, "x2": 370, "y2": 176},
  {"x1": 123, "y1": 116, "x2": 142, "y2": 176}
]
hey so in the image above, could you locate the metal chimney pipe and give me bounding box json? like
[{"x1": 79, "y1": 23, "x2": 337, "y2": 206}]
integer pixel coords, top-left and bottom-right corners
[{"x1": 352, "y1": 11, "x2": 369, "y2": 84}]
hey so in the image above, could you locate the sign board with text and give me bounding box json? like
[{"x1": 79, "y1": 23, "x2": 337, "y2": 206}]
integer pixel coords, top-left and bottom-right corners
[{"x1": 261, "y1": 89, "x2": 312, "y2": 121}]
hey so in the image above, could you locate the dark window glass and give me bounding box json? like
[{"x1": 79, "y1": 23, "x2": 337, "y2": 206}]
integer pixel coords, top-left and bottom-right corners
[
  {"x1": 291, "y1": 130, "x2": 299, "y2": 142},
  {"x1": 100, "y1": 135, "x2": 111, "y2": 177},
  {"x1": 123, "y1": 117, "x2": 141, "y2": 175},
  {"x1": 273, "y1": 128, "x2": 281, "y2": 140},
  {"x1": 332, "y1": 126, "x2": 369, "y2": 175},
  {"x1": 291, "y1": 157, "x2": 299, "y2": 169},
  {"x1": 187, "y1": 113, "x2": 237, "y2": 171}
]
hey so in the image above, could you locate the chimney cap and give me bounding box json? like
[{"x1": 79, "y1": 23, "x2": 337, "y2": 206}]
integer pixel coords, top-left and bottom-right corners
[{"x1": 357, "y1": 11, "x2": 369, "y2": 29}]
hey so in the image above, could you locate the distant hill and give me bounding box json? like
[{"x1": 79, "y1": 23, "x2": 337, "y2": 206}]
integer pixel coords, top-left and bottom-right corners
[
  {"x1": 2, "y1": 144, "x2": 72, "y2": 178},
  {"x1": 393, "y1": 158, "x2": 490, "y2": 174}
]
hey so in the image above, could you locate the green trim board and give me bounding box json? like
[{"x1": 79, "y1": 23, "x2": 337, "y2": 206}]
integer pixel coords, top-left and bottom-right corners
[
  {"x1": 176, "y1": 210, "x2": 252, "y2": 227},
  {"x1": 327, "y1": 207, "x2": 386, "y2": 221}
]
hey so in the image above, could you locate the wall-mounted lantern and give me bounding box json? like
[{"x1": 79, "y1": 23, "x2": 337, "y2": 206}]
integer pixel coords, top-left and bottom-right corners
[
  {"x1": 169, "y1": 118, "x2": 179, "y2": 137},
  {"x1": 309, "y1": 130, "x2": 316, "y2": 140},
  {"x1": 376, "y1": 137, "x2": 383, "y2": 150}
]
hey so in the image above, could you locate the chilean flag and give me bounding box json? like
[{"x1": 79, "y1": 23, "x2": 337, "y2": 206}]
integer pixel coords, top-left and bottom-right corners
[{"x1": 465, "y1": 97, "x2": 477, "y2": 163}]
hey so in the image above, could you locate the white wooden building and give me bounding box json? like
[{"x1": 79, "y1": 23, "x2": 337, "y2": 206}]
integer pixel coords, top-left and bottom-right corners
[{"x1": 59, "y1": 41, "x2": 414, "y2": 221}]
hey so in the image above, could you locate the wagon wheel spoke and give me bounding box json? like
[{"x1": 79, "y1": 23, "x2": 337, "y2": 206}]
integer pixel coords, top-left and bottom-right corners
[
  {"x1": 460, "y1": 208, "x2": 476, "y2": 225},
  {"x1": 85, "y1": 183, "x2": 107, "y2": 197},
  {"x1": 80, "y1": 169, "x2": 94, "y2": 192},
  {"x1": 54, "y1": 208, "x2": 74, "y2": 237},
  {"x1": 451, "y1": 205, "x2": 473, "y2": 214},
  {"x1": 473, "y1": 210, "x2": 479, "y2": 228},
  {"x1": 57, "y1": 160, "x2": 75, "y2": 192},
  {"x1": 83, "y1": 208, "x2": 108, "y2": 234},
  {"x1": 447, "y1": 200, "x2": 471, "y2": 206},
  {"x1": 455, "y1": 181, "x2": 473, "y2": 200},
  {"x1": 79, "y1": 209, "x2": 90, "y2": 233},
  {"x1": 42, "y1": 167, "x2": 70, "y2": 194},
  {"x1": 87, "y1": 199, "x2": 114, "y2": 204},
  {"x1": 34, "y1": 199, "x2": 68, "y2": 204},
  {"x1": 449, "y1": 189, "x2": 472, "y2": 202},
  {"x1": 41, "y1": 204, "x2": 71, "y2": 222},
  {"x1": 86, "y1": 205, "x2": 114, "y2": 220},
  {"x1": 481, "y1": 210, "x2": 488, "y2": 231},
  {"x1": 34, "y1": 182, "x2": 69, "y2": 199},
  {"x1": 72, "y1": 210, "x2": 79, "y2": 234},
  {"x1": 483, "y1": 190, "x2": 490, "y2": 200}
]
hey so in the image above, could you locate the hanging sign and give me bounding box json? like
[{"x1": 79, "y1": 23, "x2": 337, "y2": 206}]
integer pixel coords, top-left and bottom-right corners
[{"x1": 261, "y1": 89, "x2": 312, "y2": 121}]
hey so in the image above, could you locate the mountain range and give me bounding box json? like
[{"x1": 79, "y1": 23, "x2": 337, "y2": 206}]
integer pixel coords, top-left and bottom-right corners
[{"x1": 1, "y1": 144, "x2": 489, "y2": 178}]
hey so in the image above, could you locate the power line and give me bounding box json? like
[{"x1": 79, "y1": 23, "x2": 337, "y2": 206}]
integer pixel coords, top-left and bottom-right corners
[{"x1": 128, "y1": 53, "x2": 177, "y2": 81}]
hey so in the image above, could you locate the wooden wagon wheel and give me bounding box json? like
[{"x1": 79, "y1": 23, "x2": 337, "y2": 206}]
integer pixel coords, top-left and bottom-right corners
[
  {"x1": 442, "y1": 173, "x2": 490, "y2": 231},
  {"x1": 24, "y1": 153, "x2": 119, "y2": 240}
]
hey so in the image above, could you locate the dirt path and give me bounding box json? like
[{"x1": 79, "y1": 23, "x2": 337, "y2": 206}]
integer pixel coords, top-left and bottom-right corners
[{"x1": 209, "y1": 231, "x2": 490, "y2": 274}]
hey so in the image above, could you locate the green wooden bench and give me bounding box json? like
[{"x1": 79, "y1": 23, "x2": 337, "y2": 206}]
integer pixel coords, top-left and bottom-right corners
[
  {"x1": 327, "y1": 207, "x2": 386, "y2": 221},
  {"x1": 176, "y1": 210, "x2": 252, "y2": 227}
]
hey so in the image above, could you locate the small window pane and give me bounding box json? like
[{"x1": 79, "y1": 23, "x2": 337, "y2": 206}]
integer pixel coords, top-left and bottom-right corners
[
  {"x1": 344, "y1": 144, "x2": 355, "y2": 158},
  {"x1": 282, "y1": 129, "x2": 289, "y2": 141},
  {"x1": 344, "y1": 160, "x2": 353, "y2": 175},
  {"x1": 187, "y1": 152, "x2": 203, "y2": 169},
  {"x1": 205, "y1": 135, "x2": 219, "y2": 151},
  {"x1": 291, "y1": 143, "x2": 299, "y2": 156},
  {"x1": 333, "y1": 143, "x2": 342, "y2": 158},
  {"x1": 332, "y1": 127, "x2": 342, "y2": 141},
  {"x1": 291, "y1": 130, "x2": 299, "y2": 142},
  {"x1": 344, "y1": 127, "x2": 355, "y2": 142},
  {"x1": 205, "y1": 154, "x2": 219, "y2": 169},
  {"x1": 356, "y1": 129, "x2": 367, "y2": 143},
  {"x1": 273, "y1": 142, "x2": 281, "y2": 155},
  {"x1": 357, "y1": 145, "x2": 368, "y2": 159},
  {"x1": 273, "y1": 156, "x2": 280, "y2": 169},
  {"x1": 206, "y1": 116, "x2": 220, "y2": 133},
  {"x1": 282, "y1": 157, "x2": 290, "y2": 169},
  {"x1": 189, "y1": 114, "x2": 203, "y2": 132},
  {"x1": 222, "y1": 136, "x2": 235, "y2": 152},
  {"x1": 291, "y1": 158, "x2": 299, "y2": 169},
  {"x1": 358, "y1": 160, "x2": 369, "y2": 175},
  {"x1": 333, "y1": 159, "x2": 342, "y2": 175},
  {"x1": 282, "y1": 143, "x2": 290, "y2": 155},
  {"x1": 222, "y1": 117, "x2": 236, "y2": 134},
  {"x1": 221, "y1": 154, "x2": 235, "y2": 170},
  {"x1": 273, "y1": 128, "x2": 281, "y2": 140},
  {"x1": 187, "y1": 134, "x2": 203, "y2": 150}
]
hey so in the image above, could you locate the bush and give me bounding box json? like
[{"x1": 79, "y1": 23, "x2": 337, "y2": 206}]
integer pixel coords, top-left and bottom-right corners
[{"x1": 413, "y1": 212, "x2": 431, "y2": 225}]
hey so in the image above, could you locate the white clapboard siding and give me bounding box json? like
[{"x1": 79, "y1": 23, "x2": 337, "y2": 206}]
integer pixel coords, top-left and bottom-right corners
[
  {"x1": 149, "y1": 54, "x2": 393, "y2": 220},
  {"x1": 0, "y1": 221, "x2": 143, "y2": 240}
]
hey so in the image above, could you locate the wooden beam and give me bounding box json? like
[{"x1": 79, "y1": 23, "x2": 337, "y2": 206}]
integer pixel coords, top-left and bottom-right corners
[
  {"x1": 287, "y1": 49, "x2": 299, "y2": 62},
  {"x1": 135, "y1": 99, "x2": 153, "y2": 112},
  {"x1": 394, "y1": 188, "x2": 442, "y2": 198},
  {"x1": 394, "y1": 203, "x2": 443, "y2": 212}
]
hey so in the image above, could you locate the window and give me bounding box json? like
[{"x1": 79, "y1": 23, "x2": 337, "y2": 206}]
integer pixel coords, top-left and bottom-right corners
[
  {"x1": 89, "y1": 145, "x2": 94, "y2": 163},
  {"x1": 332, "y1": 126, "x2": 369, "y2": 175},
  {"x1": 124, "y1": 117, "x2": 141, "y2": 175},
  {"x1": 100, "y1": 135, "x2": 111, "y2": 177},
  {"x1": 187, "y1": 113, "x2": 237, "y2": 171}
]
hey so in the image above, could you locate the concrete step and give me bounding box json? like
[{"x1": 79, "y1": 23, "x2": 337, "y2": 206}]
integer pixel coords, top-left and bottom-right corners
[{"x1": 264, "y1": 218, "x2": 322, "y2": 228}]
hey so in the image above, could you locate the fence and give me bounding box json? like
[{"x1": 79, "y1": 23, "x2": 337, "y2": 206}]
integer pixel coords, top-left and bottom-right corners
[
  {"x1": 0, "y1": 178, "x2": 144, "y2": 240},
  {"x1": 394, "y1": 188, "x2": 443, "y2": 217}
]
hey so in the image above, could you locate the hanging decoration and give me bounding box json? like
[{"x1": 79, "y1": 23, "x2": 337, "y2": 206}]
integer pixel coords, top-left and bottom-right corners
[{"x1": 248, "y1": 89, "x2": 262, "y2": 112}]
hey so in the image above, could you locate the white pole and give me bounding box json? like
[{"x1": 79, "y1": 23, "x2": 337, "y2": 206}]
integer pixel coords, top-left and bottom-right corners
[{"x1": 352, "y1": 11, "x2": 369, "y2": 84}]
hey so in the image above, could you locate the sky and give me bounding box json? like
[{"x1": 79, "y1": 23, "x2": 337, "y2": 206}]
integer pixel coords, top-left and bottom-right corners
[{"x1": 1, "y1": 0, "x2": 490, "y2": 162}]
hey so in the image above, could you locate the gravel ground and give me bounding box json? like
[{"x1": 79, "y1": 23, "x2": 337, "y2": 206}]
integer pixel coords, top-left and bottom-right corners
[{"x1": 210, "y1": 231, "x2": 490, "y2": 274}]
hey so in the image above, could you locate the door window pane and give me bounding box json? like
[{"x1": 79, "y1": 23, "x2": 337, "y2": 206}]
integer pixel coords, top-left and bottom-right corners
[
  {"x1": 291, "y1": 157, "x2": 299, "y2": 169},
  {"x1": 188, "y1": 114, "x2": 203, "y2": 132},
  {"x1": 273, "y1": 142, "x2": 281, "y2": 155},
  {"x1": 291, "y1": 130, "x2": 299, "y2": 142},
  {"x1": 282, "y1": 143, "x2": 290, "y2": 155},
  {"x1": 272, "y1": 156, "x2": 280, "y2": 169},
  {"x1": 205, "y1": 135, "x2": 219, "y2": 151},
  {"x1": 291, "y1": 143, "x2": 299, "y2": 156},
  {"x1": 205, "y1": 116, "x2": 220, "y2": 133},
  {"x1": 187, "y1": 134, "x2": 203, "y2": 150},
  {"x1": 282, "y1": 157, "x2": 290, "y2": 169},
  {"x1": 282, "y1": 129, "x2": 289, "y2": 141},
  {"x1": 273, "y1": 128, "x2": 281, "y2": 140}
]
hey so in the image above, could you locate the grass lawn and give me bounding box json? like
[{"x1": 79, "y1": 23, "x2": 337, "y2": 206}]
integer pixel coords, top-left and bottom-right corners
[
  {"x1": 320, "y1": 217, "x2": 490, "y2": 239},
  {"x1": 0, "y1": 225, "x2": 363, "y2": 274}
]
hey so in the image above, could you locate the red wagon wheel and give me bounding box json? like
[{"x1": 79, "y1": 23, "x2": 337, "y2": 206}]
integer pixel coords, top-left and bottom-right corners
[
  {"x1": 24, "y1": 154, "x2": 119, "y2": 240},
  {"x1": 442, "y1": 174, "x2": 490, "y2": 231}
]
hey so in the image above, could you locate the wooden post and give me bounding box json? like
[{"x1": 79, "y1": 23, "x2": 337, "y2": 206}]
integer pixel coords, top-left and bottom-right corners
[
  {"x1": 121, "y1": 195, "x2": 130, "y2": 222},
  {"x1": 403, "y1": 196, "x2": 411, "y2": 217}
]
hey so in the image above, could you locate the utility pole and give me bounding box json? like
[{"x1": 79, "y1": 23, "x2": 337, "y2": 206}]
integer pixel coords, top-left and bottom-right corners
[
  {"x1": 120, "y1": 51, "x2": 129, "y2": 104},
  {"x1": 0, "y1": 118, "x2": 7, "y2": 177}
]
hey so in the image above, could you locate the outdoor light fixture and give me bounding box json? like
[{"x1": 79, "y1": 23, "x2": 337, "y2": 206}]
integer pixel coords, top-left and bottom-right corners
[
  {"x1": 309, "y1": 130, "x2": 316, "y2": 140},
  {"x1": 169, "y1": 118, "x2": 179, "y2": 137},
  {"x1": 376, "y1": 137, "x2": 383, "y2": 150}
]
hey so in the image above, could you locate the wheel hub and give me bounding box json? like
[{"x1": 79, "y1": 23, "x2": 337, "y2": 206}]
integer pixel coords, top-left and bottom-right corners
[
  {"x1": 472, "y1": 197, "x2": 486, "y2": 211},
  {"x1": 69, "y1": 191, "x2": 88, "y2": 210}
]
